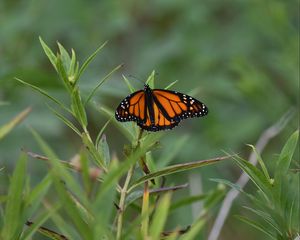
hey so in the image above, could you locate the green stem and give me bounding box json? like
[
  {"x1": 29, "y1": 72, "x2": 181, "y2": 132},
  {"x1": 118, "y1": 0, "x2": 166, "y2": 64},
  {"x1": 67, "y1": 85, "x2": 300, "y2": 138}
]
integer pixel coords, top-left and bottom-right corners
[
  {"x1": 141, "y1": 181, "x2": 149, "y2": 237},
  {"x1": 116, "y1": 165, "x2": 135, "y2": 240},
  {"x1": 116, "y1": 129, "x2": 144, "y2": 240}
]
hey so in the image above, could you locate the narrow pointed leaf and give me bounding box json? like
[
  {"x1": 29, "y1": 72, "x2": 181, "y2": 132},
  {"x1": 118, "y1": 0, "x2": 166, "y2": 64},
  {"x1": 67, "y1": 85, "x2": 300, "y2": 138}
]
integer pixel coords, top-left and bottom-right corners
[
  {"x1": 1, "y1": 154, "x2": 27, "y2": 239},
  {"x1": 39, "y1": 37, "x2": 57, "y2": 71},
  {"x1": 0, "y1": 107, "x2": 31, "y2": 140},
  {"x1": 15, "y1": 78, "x2": 72, "y2": 114},
  {"x1": 76, "y1": 41, "x2": 108, "y2": 83},
  {"x1": 149, "y1": 193, "x2": 172, "y2": 239},
  {"x1": 85, "y1": 64, "x2": 123, "y2": 105},
  {"x1": 130, "y1": 156, "x2": 231, "y2": 191}
]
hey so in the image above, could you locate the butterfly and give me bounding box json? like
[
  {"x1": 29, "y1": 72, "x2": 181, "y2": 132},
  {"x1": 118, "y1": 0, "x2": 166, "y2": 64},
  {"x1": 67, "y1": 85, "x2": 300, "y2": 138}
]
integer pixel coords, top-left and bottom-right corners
[{"x1": 115, "y1": 84, "x2": 208, "y2": 132}]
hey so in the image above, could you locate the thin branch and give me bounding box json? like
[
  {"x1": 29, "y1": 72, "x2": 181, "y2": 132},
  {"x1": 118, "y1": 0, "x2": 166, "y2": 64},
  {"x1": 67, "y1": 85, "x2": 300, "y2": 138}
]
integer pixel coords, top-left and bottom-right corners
[{"x1": 208, "y1": 109, "x2": 295, "y2": 240}]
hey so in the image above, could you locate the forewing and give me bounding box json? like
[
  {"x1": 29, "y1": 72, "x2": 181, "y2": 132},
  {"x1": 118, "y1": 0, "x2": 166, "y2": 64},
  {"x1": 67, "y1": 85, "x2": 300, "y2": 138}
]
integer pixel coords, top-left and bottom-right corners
[{"x1": 115, "y1": 90, "x2": 146, "y2": 124}]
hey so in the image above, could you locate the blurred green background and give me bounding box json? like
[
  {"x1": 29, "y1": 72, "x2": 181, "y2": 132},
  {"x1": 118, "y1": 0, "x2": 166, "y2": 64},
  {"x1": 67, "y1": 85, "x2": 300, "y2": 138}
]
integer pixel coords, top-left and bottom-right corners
[{"x1": 0, "y1": 0, "x2": 298, "y2": 239}]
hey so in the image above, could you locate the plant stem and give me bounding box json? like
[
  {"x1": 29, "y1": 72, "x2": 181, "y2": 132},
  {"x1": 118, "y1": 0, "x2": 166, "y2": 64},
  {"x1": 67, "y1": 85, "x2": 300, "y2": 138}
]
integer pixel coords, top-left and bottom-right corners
[
  {"x1": 116, "y1": 165, "x2": 135, "y2": 240},
  {"x1": 141, "y1": 181, "x2": 150, "y2": 238},
  {"x1": 116, "y1": 129, "x2": 144, "y2": 240}
]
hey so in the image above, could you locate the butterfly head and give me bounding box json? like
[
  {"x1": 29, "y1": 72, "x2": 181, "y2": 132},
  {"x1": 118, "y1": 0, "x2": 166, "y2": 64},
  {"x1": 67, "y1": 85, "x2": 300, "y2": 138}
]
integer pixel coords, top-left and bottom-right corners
[{"x1": 144, "y1": 84, "x2": 151, "y2": 92}]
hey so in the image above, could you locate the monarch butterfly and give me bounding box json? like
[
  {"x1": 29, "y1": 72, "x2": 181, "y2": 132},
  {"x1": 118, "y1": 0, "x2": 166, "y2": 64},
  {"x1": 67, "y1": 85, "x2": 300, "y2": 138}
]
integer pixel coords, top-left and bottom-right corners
[{"x1": 115, "y1": 84, "x2": 208, "y2": 131}]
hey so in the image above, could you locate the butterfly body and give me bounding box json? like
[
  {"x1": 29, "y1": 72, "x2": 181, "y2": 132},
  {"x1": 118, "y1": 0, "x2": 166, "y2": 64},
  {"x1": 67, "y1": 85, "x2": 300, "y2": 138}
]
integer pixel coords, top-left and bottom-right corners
[{"x1": 115, "y1": 84, "x2": 208, "y2": 132}]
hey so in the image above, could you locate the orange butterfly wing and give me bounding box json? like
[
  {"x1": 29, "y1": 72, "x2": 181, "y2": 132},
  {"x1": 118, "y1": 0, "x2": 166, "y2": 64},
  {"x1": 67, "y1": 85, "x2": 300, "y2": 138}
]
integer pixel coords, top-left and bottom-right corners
[
  {"x1": 115, "y1": 90, "x2": 147, "y2": 124},
  {"x1": 115, "y1": 86, "x2": 208, "y2": 132}
]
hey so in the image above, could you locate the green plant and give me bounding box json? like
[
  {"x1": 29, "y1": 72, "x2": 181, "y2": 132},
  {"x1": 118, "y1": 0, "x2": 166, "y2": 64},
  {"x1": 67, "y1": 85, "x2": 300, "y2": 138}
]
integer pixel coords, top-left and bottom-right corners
[
  {"x1": 0, "y1": 39, "x2": 230, "y2": 239},
  {"x1": 221, "y1": 130, "x2": 299, "y2": 240}
]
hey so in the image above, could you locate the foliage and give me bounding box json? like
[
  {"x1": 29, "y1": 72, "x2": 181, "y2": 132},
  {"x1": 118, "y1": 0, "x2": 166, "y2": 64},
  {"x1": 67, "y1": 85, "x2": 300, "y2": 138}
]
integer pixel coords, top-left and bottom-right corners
[
  {"x1": 0, "y1": 40, "x2": 229, "y2": 239},
  {"x1": 228, "y1": 131, "x2": 299, "y2": 240}
]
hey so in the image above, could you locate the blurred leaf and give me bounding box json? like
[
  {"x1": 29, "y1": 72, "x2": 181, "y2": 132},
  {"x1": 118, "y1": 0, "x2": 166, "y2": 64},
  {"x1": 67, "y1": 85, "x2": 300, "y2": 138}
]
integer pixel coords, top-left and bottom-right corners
[
  {"x1": 95, "y1": 118, "x2": 112, "y2": 149},
  {"x1": 57, "y1": 42, "x2": 71, "y2": 71},
  {"x1": 247, "y1": 144, "x2": 271, "y2": 182},
  {"x1": 85, "y1": 64, "x2": 123, "y2": 106},
  {"x1": 56, "y1": 55, "x2": 72, "y2": 92},
  {"x1": 25, "y1": 220, "x2": 68, "y2": 240},
  {"x1": 149, "y1": 193, "x2": 171, "y2": 239},
  {"x1": 236, "y1": 216, "x2": 276, "y2": 240},
  {"x1": 232, "y1": 155, "x2": 272, "y2": 200},
  {"x1": 145, "y1": 70, "x2": 155, "y2": 88},
  {"x1": 71, "y1": 88, "x2": 87, "y2": 127},
  {"x1": 1, "y1": 154, "x2": 27, "y2": 239},
  {"x1": 0, "y1": 107, "x2": 31, "y2": 140},
  {"x1": 97, "y1": 134, "x2": 110, "y2": 166},
  {"x1": 47, "y1": 105, "x2": 81, "y2": 136},
  {"x1": 82, "y1": 133, "x2": 106, "y2": 170},
  {"x1": 15, "y1": 78, "x2": 72, "y2": 114},
  {"x1": 179, "y1": 218, "x2": 205, "y2": 240},
  {"x1": 170, "y1": 194, "x2": 207, "y2": 211},
  {"x1": 76, "y1": 41, "x2": 108, "y2": 84},
  {"x1": 122, "y1": 75, "x2": 136, "y2": 93},
  {"x1": 96, "y1": 105, "x2": 135, "y2": 141},
  {"x1": 164, "y1": 80, "x2": 179, "y2": 90},
  {"x1": 130, "y1": 155, "x2": 231, "y2": 191},
  {"x1": 275, "y1": 130, "x2": 299, "y2": 178},
  {"x1": 39, "y1": 36, "x2": 57, "y2": 71},
  {"x1": 30, "y1": 128, "x2": 93, "y2": 239}
]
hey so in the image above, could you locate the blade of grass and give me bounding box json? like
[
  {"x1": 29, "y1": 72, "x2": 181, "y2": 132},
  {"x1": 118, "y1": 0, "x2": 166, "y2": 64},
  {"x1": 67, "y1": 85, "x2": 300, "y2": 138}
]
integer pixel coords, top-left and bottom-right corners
[
  {"x1": 235, "y1": 216, "x2": 276, "y2": 240},
  {"x1": 141, "y1": 181, "x2": 150, "y2": 238},
  {"x1": 122, "y1": 75, "x2": 136, "y2": 93},
  {"x1": 84, "y1": 64, "x2": 123, "y2": 106},
  {"x1": 0, "y1": 107, "x2": 31, "y2": 140},
  {"x1": 39, "y1": 37, "x2": 57, "y2": 71},
  {"x1": 1, "y1": 154, "x2": 27, "y2": 239},
  {"x1": 76, "y1": 41, "x2": 108, "y2": 84},
  {"x1": 149, "y1": 193, "x2": 172, "y2": 239},
  {"x1": 47, "y1": 105, "x2": 81, "y2": 136},
  {"x1": 247, "y1": 144, "x2": 271, "y2": 182},
  {"x1": 164, "y1": 80, "x2": 178, "y2": 90},
  {"x1": 15, "y1": 78, "x2": 72, "y2": 114},
  {"x1": 129, "y1": 155, "x2": 231, "y2": 191},
  {"x1": 25, "y1": 220, "x2": 68, "y2": 240},
  {"x1": 95, "y1": 118, "x2": 112, "y2": 149}
]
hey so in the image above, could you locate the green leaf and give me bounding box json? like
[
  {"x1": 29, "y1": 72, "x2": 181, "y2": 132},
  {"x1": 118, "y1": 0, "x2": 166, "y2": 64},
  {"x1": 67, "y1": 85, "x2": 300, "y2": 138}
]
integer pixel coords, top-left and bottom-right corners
[
  {"x1": 22, "y1": 206, "x2": 60, "y2": 240},
  {"x1": 84, "y1": 64, "x2": 123, "y2": 106},
  {"x1": 76, "y1": 41, "x2": 108, "y2": 84},
  {"x1": 56, "y1": 55, "x2": 72, "y2": 92},
  {"x1": 165, "y1": 80, "x2": 179, "y2": 90},
  {"x1": 170, "y1": 194, "x2": 207, "y2": 211},
  {"x1": 275, "y1": 130, "x2": 299, "y2": 178},
  {"x1": 95, "y1": 118, "x2": 112, "y2": 149},
  {"x1": 149, "y1": 193, "x2": 172, "y2": 239},
  {"x1": 247, "y1": 144, "x2": 271, "y2": 182},
  {"x1": 96, "y1": 105, "x2": 135, "y2": 141},
  {"x1": 69, "y1": 49, "x2": 77, "y2": 78},
  {"x1": 232, "y1": 155, "x2": 272, "y2": 199},
  {"x1": 39, "y1": 36, "x2": 57, "y2": 71},
  {"x1": 30, "y1": 128, "x2": 94, "y2": 238},
  {"x1": 236, "y1": 215, "x2": 276, "y2": 240},
  {"x1": 0, "y1": 107, "x2": 31, "y2": 140},
  {"x1": 47, "y1": 105, "x2": 81, "y2": 136},
  {"x1": 82, "y1": 133, "x2": 107, "y2": 170},
  {"x1": 97, "y1": 134, "x2": 110, "y2": 166},
  {"x1": 179, "y1": 218, "x2": 205, "y2": 240},
  {"x1": 57, "y1": 42, "x2": 71, "y2": 70},
  {"x1": 71, "y1": 88, "x2": 87, "y2": 128},
  {"x1": 122, "y1": 75, "x2": 136, "y2": 93},
  {"x1": 145, "y1": 70, "x2": 155, "y2": 88},
  {"x1": 25, "y1": 174, "x2": 52, "y2": 215},
  {"x1": 1, "y1": 154, "x2": 27, "y2": 239},
  {"x1": 15, "y1": 78, "x2": 72, "y2": 114},
  {"x1": 129, "y1": 155, "x2": 231, "y2": 191}
]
